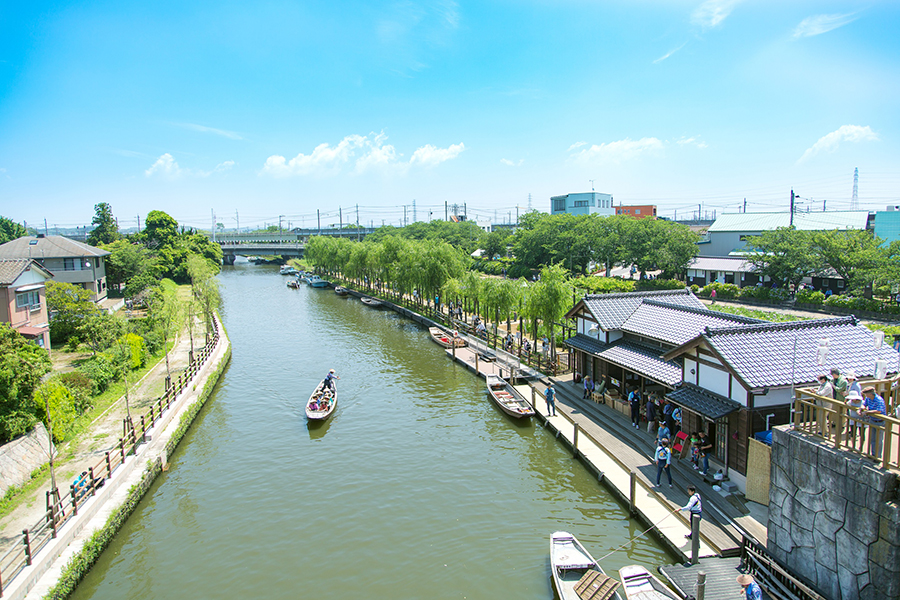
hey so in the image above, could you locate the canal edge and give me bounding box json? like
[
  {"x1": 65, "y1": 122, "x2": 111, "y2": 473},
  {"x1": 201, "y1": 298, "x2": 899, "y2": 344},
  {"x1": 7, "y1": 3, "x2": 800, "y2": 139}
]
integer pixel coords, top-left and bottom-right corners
[{"x1": 11, "y1": 316, "x2": 232, "y2": 600}]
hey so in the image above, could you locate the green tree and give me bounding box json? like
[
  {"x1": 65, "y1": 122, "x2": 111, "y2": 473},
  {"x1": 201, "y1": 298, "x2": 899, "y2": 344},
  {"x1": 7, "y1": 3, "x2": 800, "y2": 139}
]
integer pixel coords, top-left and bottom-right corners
[
  {"x1": 0, "y1": 324, "x2": 52, "y2": 443},
  {"x1": 46, "y1": 281, "x2": 102, "y2": 344},
  {"x1": 187, "y1": 254, "x2": 221, "y2": 342},
  {"x1": 522, "y1": 264, "x2": 572, "y2": 359},
  {"x1": 143, "y1": 210, "x2": 179, "y2": 249},
  {"x1": 32, "y1": 380, "x2": 77, "y2": 443},
  {"x1": 78, "y1": 311, "x2": 125, "y2": 356},
  {"x1": 86, "y1": 202, "x2": 120, "y2": 246},
  {"x1": 0, "y1": 216, "x2": 26, "y2": 244},
  {"x1": 147, "y1": 280, "x2": 183, "y2": 380},
  {"x1": 480, "y1": 231, "x2": 506, "y2": 260},
  {"x1": 811, "y1": 229, "x2": 886, "y2": 292},
  {"x1": 745, "y1": 227, "x2": 821, "y2": 288},
  {"x1": 102, "y1": 239, "x2": 159, "y2": 293}
]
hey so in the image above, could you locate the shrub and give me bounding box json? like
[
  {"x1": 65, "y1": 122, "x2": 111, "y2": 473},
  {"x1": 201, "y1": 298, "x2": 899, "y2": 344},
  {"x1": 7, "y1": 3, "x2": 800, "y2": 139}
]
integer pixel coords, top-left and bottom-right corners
[
  {"x1": 56, "y1": 372, "x2": 95, "y2": 413},
  {"x1": 739, "y1": 286, "x2": 790, "y2": 302},
  {"x1": 700, "y1": 282, "x2": 740, "y2": 299},
  {"x1": 77, "y1": 353, "x2": 120, "y2": 394},
  {"x1": 635, "y1": 279, "x2": 686, "y2": 291},
  {"x1": 577, "y1": 277, "x2": 636, "y2": 295},
  {"x1": 32, "y1": 380, "x2": 77, "y2": 443},
  {"x1": 690, "y1": 284, "x2": 699, "y2": 293},
  {"x1": 796, "y1": 288, "x2": 825, "y2": 305}
]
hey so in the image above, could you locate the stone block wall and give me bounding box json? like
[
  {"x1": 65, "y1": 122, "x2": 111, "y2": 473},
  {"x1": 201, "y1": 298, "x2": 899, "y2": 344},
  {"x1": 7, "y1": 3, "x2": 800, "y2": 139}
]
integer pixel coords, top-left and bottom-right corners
[
  {"x1": 769, "y1": 426, "x2": 900, "y2": 600},
  {"x1": 0, "y1": 423, "x2": 53, "y2": 496}
]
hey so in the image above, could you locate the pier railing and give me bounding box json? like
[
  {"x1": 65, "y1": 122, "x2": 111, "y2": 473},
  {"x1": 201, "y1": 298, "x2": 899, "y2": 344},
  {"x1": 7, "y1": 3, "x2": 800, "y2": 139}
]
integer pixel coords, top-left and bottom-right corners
[
  {"x1": 793, "y1": 374, "x2": 899, "y2": 471},
  {"x1": 0, "y1": 315, "x2": 223, "y2": 597}
]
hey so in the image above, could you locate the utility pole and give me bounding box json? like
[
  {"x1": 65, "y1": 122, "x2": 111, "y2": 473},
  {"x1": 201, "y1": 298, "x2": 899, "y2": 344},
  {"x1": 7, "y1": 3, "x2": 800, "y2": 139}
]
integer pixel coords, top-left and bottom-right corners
[
  {"x1": 445, "y1": 201, "x2": 448, "y2": 221},
  {"x1": 212, "y1": 209, "x2": 217, "y2": 242},
  {"x1": 44, "y1": 218, "x2": 48, "y2": 237},
  {"x1": 464, "y1": 203, "x2": 467, "y2": 221},
  {"x1": 278, "y1": 215, "x2": 284, "y2": 238},
  {"x1": 317, "y1": 209, "x2": 321, "y2": 236},
  {"x1": 403, "y1": 205, "x2": 407, "y2": 227},
  {"x1": 697, "y1": 204, "x2": 701, "y2": 225},
  {"x1": 235, "y1": 210, "x2": 240, "y2": 233},
  {"x1": 790, "y1": 189, "x2": 795, "y2": 227},
  {"x1": 743, "y1": 198, "x2": 747, "y2": 213},
  {"x1": 516, "y1": 206, "x2": 519, "y2": 227},
  {"x1": 339, "y1": 207, "x2": 343, "y2": 230},
  {"x1": 136, "y1": 215, "x2": 141, "y2": 231},
  {"x1": 356, "y1": 204, "x2": 360, "y2": 242}
]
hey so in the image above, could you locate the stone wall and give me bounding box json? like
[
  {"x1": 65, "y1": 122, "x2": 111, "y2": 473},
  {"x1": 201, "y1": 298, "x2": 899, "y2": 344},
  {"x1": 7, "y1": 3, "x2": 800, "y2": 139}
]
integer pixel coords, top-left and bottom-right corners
[
  {"x1": 0, "y1": 423, "x2": 53, "y2": 496},
  {"x1": 768, "y1": 426, "x2": 900, "y2": 600}
]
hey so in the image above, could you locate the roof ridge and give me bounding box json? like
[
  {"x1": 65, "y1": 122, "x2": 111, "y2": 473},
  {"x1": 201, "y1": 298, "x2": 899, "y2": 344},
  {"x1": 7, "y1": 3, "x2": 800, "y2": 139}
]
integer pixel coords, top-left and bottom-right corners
[
  {"x1": 639, "y1": 300, "x2": 765, "y2": 324},
  {"x1": 585, "y1": 288, "x2": 690, "y2": 300},
  {"x1": 705, "y1": 315, "x2": 857, "y2": 336}
]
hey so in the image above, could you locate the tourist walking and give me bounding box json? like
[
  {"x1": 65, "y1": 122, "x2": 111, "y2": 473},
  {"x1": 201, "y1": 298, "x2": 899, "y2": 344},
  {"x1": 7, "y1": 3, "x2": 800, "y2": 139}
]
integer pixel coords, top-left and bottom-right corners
[
  {"x1": 646, "y1": 394, "x2": 657, "y2": 434},
  {"x1": 545, "y1": 383, "x2": 557, "y2": 417},
  {"x1": 681, "y1": 485, "x2": 702, "y2": 539},
  {"x1": 698, "y1": 431, "x2": 712, "y2": 475},
  {"x1": 654, "y1": 439, "x2": 673, "y2": 488},
  {"x1": 737, "y1": 574, "x2": 763, "y2": 600},
  {"x1": 861, "y1": 386, "x2": 887, "y2": 458},
  {"x1": 583, "y1": 376, "x2": 594, "y2": 399},
  {"x1": 629, "y1": 388, "x2": 642, "y2": 429},
  {"x1": 657, "y1": 421, "x2": 671, "y2": 445},
  {"x1": 710, "y1": 288, "x2": 717, "y2": 304}
]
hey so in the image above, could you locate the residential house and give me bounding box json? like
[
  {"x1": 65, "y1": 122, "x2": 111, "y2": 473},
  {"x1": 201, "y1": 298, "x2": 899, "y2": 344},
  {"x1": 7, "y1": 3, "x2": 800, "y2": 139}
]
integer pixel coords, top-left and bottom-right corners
[
  {"x1": 0, "y1": 258, "x2": 54, "y2": 349},
  {"x1": 615, "y1": 204, "x2": 657, "y2": 219},
  {"x1": 0, "y1": 235, "x2": 110, "y2": 302},
  {"x1": 564, "y1": 290, "x2": 899, "y2": 492},
  {"x1": 550, "y1": 192, "x2": 615, "y2": 216}
]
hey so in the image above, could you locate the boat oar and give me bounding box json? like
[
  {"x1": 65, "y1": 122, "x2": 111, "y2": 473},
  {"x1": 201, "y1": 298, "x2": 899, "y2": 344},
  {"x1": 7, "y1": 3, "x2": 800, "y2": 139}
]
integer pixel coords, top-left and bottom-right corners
[{"x1": 596, "y1": 506, "x2": 681, "y2": 561}]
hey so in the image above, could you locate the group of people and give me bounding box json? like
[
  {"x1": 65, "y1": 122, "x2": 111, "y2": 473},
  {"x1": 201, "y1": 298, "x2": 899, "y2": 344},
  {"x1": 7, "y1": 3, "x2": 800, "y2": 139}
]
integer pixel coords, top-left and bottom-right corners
[
  {"x1": 310, "y1": 369, "x2": 339, "y2": 411},
  {"x1": 815, "y1": 367, "x2": 889, "y2": 457}
]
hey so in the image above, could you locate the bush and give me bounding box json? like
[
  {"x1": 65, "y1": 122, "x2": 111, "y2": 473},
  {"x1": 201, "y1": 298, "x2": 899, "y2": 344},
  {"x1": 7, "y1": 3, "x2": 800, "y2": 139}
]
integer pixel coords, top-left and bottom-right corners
[
  {"x1": 576, "y1": 277, "x2": 636, "y2": 295},
  {"x1": 690, "y1": 284, "x2": 699, "y2": 293},
  {"x1": 738, "y1": 286, "x2": 790, "y2": 302},
  {"x1": 823, "y1": 294, "x2": 899, "y2": 314},
  {"x1": 77, "y1": 353, "x2": 120, "y2": 394},
  {"x1": 796, "y1": 288, "x2": 825, "y2": 305},
  {"x1": 56, "y1": 372, "x2": 95, "y2": 413},
  {"x1": 116, "y1": 333, "x2": 149, "y2": 370},
  {"x1": 635, "y1": 279, "x2": 687, "y2": 291},
  {"x1": 32, "y1": 381, "x2": 77, "y2": 443},
  {"x1": 699, "y1": 282, "x2": 740, "y2": 299}
]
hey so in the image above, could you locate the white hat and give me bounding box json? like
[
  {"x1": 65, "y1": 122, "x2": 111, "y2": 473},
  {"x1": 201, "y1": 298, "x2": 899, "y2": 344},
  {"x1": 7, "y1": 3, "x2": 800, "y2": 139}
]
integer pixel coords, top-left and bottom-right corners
[
  {"x1": 845, "y1": 370, "x2": 857, "y2": 379},
  {"x1": 847, "y1": 390, "x2": 863, "y2": 401},
  {"x1": 329, "y1": 369, "x2": 335, "y2": 373}
]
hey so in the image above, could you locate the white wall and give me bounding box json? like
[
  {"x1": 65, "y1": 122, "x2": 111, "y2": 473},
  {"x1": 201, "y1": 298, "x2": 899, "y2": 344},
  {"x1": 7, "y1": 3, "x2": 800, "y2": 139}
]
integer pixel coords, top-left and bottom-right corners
[
  {"x1": 684, "y1": 358, "x2": 698, "y2": 385},
  {"x1": 699, "y1": 363, "x2": 730, "y2": 397},
  {"x1": 753, "y1": 387, "x2": 793, "y2": 408}
]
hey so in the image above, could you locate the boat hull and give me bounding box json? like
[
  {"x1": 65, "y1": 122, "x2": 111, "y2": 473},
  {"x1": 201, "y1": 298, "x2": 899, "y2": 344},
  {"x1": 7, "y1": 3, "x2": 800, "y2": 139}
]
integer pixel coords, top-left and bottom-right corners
[
  {"x1": 428, "y1": 326, "x2": 466, "y2": 349},
  {"x1": 360, "y1": 297, "x2": 384, "y2": 308},
  {"x1": 305, "y1": 379, "x2": 337, "y2": 420},
  {"x1": 618, "y1": 565, "x2": 680, "y2": 600},
  {"x1": 551, "y1": 531, "x2": 623, "y2": 600},
  {"x1": 485, "y1": 374, "x2": 534, "y2": 418}
]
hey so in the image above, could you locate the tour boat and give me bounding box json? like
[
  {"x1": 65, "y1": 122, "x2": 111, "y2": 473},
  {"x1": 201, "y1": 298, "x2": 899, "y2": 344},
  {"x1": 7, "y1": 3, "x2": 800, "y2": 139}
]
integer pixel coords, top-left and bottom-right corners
[
  {"x1": 287, "y1": 279, "x2": 301, "y2": 289},
  {"x1": 550, "y1": 531, "x2": 623, "y2": 600},
  {"x1": 334, "y1": 286, "x2": 349, "y2": 297},
  {"x1": 485, "y1": 374, "x2": 534, "y2": 418},
  {"x1": 307, "y1": 275, "x2": 330, "y2": 288},
  {"x1": 618, "y1": 565, "x2": 680, "y2": 600},
  {"x1": 306, "y1": 379, "x2": 337, "y2": 420},
  {"x1": 428, "y1": 326, "x2": 466, "y2": 349},
  {"x1": 360, "y1": 297, "x2": 384, "y2": 308}
]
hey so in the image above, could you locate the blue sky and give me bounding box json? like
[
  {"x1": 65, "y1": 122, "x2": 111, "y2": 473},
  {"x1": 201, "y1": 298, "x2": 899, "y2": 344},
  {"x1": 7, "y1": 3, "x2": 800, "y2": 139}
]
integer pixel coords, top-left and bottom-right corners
[{"x1": 1, "y1": 0, "x2": 898, "y2": 231}]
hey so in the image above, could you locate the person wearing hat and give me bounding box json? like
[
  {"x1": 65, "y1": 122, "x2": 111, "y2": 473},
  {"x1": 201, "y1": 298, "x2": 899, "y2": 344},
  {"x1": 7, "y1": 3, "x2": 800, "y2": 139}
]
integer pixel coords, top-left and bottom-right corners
[
  {"x1": 654, "y1": 438, "x2": 673, "y2": 488},
  {"x1": 323, "y1": 369, "x2": 339, "y2": 391},
  {"x1": 544, "y1": 383, "x2": 556, "y2": 417},
  {"x1": 737, "y1": 574, "x2": 762, "y2": 599},
  {"x1": 845, "y1": 370, "x2": 862, "y2": 397},
  {"x1": 814, "y1": 374, "x2": 834, "y2": 435},
  {"x1": 861, "y1": 386, "x2": 886, "y2": 458},
  {"x1": 845, "y1": 390, "x2": 864, "y2": 445},
  {"x1": 681, "y1": 485, "x2": 702, "y2": 539}
]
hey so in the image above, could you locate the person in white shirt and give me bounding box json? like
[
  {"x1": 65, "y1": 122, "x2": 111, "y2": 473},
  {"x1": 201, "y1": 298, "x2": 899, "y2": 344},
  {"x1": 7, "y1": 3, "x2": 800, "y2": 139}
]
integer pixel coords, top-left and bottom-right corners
[{"x1": 681, "y1": 485, "x2": 702, "y2": 539}]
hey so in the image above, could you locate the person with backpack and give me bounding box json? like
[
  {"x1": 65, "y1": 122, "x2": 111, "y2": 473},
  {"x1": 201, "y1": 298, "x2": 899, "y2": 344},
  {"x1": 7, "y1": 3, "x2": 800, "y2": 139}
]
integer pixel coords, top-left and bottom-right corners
[{"x1": 654, "y1": 439, "x2": 673, "y2": 488}]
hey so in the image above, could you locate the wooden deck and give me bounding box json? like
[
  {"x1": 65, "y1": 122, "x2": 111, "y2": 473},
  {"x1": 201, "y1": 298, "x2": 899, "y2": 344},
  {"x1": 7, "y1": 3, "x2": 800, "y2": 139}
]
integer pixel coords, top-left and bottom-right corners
[{"x1": 660, "y1": 557, "x2": 772, "y2": 600}]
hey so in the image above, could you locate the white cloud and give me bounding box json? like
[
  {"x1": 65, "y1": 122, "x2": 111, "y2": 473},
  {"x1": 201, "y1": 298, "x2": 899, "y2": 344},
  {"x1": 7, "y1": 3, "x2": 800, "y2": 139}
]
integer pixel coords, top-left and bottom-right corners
[
  {"x1": 570, "y1": 137, "x2": 664, "y2": 163},
  {"x1": 692, "y1": 0, "x2": 740, "y2": 29},
  {"x1": 262, "y1": 134, "x2": 464, "y2": 177},
  {"x1": 145, "y1": 153, "x2": 184, "y2": 178},
  {"x1": 798, "y1": 125, "x2": 878, "y2": 163},
  {"x1": 792, "y1": 13, "x2": 858, "y2": 39},
  {"x1": 653, "y1": 42, "x2": 687, "y2": 64},
  {"x1": 500, "y1": 158, "x2": 524, "y2": 167},
  {"x1": 567, "y1": 141, "x2": 587, "y2": 151},
  {"x1": 145, "y1": 154, "x2": 235, "y2": 178},
  {"x1": 174, "y1": 122, "x2": 243, "y2": 140},
  {"x1": 410, "y1": 143, "x2": 465, "y2": 166},
  {"x1": 676, "y1": 136, "x2": 708, "y2": 149}
]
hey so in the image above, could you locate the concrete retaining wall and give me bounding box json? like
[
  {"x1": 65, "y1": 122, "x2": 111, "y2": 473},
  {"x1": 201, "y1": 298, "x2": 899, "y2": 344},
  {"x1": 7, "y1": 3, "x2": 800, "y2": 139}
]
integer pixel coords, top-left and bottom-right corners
[
  {"x1": 0, "y1": 424, "x2": 53, "y2": 497},
  {"x1": 768, "y1": 426, "x2": 900, "y2": 600}
]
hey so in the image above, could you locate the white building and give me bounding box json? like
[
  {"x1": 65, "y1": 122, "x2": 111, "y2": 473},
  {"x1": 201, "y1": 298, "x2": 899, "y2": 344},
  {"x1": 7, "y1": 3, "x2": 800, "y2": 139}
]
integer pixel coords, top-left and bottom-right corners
[{"x1": 550, "y1": 192, "x2": 615, "y2": 216}]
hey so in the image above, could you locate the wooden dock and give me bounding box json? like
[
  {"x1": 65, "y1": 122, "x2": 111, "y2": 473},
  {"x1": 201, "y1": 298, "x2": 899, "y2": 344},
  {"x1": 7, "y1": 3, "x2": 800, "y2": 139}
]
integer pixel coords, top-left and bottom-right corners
[{"x1": 660, "y1": 557, "x2": 772, "y2": 600}]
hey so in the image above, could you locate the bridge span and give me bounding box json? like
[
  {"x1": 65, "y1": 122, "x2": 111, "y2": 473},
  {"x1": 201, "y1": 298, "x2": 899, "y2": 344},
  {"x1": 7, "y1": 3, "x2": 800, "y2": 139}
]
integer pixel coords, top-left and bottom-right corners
[{"x1": 210, "y1": 229, "x2": 376, "y2": 265}]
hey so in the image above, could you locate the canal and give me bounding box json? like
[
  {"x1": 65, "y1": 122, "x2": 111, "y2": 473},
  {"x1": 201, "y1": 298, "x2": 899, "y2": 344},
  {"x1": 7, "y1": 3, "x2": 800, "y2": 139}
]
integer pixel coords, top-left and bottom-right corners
[{"x1": 71, "y1": 261, "x2": 673, "y2": 599}]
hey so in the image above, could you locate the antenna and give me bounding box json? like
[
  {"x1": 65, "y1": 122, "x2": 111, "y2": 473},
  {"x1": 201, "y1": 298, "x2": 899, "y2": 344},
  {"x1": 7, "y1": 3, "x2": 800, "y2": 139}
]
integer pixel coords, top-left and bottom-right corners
[
  {"x1": 850, "y1": 167, "x2": 859, "y2": 211},
  {"x1": 589, "y1": 179, "x2": 595, "y2": 192}
]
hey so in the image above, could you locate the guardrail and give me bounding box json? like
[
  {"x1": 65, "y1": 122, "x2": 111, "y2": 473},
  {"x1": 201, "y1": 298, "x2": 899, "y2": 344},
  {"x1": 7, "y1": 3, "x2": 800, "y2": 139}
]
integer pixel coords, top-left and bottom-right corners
[
  {"x1": 0, "y1": 316, "x2": 223, "y2": 596},
  {"x1": 793, "y1": 374, "x2": 899, "y2": 471}
]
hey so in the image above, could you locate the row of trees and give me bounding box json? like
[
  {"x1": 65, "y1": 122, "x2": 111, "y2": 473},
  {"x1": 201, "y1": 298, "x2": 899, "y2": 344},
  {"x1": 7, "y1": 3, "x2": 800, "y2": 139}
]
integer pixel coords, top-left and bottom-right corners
[{"x1": 745, "y1": 227, "x2": 900, "y2": 292}]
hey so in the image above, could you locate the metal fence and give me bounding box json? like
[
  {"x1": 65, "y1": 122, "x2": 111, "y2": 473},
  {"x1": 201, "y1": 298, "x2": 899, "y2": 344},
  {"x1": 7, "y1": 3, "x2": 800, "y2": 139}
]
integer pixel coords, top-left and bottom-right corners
[{"x1": 0, "y1": 316, "x2": 223, "y2": 597}]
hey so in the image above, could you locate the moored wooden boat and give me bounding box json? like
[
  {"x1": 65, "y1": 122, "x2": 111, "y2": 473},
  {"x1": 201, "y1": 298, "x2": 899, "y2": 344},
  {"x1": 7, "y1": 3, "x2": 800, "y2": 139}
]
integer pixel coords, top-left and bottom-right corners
[
  {"x1": 428, "y1": 326, "x2": 465, "y2": 349},
  {"x1": 485, "y1": 374, "x2": 534, "y2": 418},
  {"x1": 306, "y1": 379, "x2": 337, "y2": 420},
  {"x1": 287, "y1": 279, "x2": 301, "y2": 288},
  {"x1": 551, "y1": 531, "x2": 623, "y2": 600},
  {"x1": 334, "y1": 286, "x2": 349, "y2": 296},
  {"x1": 617, "y1": 565, "x2": 680, "y2": 600},
  {"x1": 360, "y1": 297, "x2": 384, "y2": 308}
]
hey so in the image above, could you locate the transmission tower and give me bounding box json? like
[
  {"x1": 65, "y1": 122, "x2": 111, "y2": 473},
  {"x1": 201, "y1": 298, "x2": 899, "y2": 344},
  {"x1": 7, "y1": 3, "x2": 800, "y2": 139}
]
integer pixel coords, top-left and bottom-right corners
[
  {"x1": 527, "y1": 193, "x2": 532, "y2": 211},
  {"x1": 850, "y1": 167, "x2": 859, "y2": 210}
]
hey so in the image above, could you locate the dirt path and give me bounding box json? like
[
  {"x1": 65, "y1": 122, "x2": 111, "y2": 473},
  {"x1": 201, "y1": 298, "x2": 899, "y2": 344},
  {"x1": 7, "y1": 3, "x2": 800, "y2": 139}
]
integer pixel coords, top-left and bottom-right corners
[{"x1": 0, "y1": 318, "x2": 202, "y2": 554}]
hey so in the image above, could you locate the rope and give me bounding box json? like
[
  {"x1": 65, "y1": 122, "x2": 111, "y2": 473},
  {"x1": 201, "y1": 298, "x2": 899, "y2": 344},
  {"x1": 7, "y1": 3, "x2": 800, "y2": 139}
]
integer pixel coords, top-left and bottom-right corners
[{"x1": 596, "y1": 506, "x2": 682, "y2": 561}]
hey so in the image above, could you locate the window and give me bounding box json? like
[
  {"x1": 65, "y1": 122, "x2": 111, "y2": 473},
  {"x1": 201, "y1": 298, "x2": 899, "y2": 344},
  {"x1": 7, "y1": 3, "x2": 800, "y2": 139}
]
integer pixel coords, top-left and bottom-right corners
[
  {"x1": 574, "y1": 200, "x2": 589, "y2": 208},
  {"x1": 552, "y1": 198, "x2": 566, "y2": 212},
  {"x1": 63, "y1": 257, "x2": 81, "y2": 271},
  {"x1": 635, "y1": 209, "x2": 641, "y2": 215},
  {"x1": 16, "y1": 291, "x2": 40, "y2": 309}
]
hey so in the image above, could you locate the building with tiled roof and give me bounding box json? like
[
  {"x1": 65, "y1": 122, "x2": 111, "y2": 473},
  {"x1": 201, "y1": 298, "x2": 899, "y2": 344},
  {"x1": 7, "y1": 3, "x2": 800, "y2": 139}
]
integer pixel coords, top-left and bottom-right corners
[
  {"x1": 562, "y1": 288, "x2": 899, "y2": 489},
  {"x1": 0, "y1": 235, "x2": 110, "y2": 301},
  {"x1": 0, "y1": 258, "x2": 54, "y2": 349}
]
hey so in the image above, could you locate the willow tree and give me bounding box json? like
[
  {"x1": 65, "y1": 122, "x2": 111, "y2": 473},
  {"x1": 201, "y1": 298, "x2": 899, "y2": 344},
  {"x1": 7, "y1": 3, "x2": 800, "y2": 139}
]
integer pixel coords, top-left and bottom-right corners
[
  {"x1": 187, "y1": 253, "x2": 221, "y2": 343},
  {"x1": 523, "y1": 264, "x2": 572, "y2": 361}
]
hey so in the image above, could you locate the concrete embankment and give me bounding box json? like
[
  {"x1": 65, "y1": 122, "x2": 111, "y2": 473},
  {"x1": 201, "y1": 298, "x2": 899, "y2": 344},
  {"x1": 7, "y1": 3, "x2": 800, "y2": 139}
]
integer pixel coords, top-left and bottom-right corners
[{"x1": 5, "y1": 319, "x2": 231, "y2": 600}]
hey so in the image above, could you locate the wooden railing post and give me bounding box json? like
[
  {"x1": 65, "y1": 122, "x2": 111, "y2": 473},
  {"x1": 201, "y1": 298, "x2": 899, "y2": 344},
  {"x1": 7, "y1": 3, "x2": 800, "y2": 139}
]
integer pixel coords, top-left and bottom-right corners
[
  {"x1": 23, "y1": 529, "x2": 32, "y2": 566},
  {"x1": 89, "y1": 467, "x2": 97, "y2": 497},
  {"x1": 119, "y1": 438, "x2": 126, "y2": 464},
  {"x1": 106, "y1": 451, "x2": 112, "y2": 478},
  {"x1": 141, "y1": 415, "x2": 147, "y2": 443},
  {"x1": 573, "y1": 422, "x2": 579, "y2": 455},
  {"x1": 696, "y1": 571, "x2": 706, "y2": 600},
  {"x1": 70, "y1": 484, "x2": 78, "y2": 516},
  {"x1": 629, "y1": 471, "x2": 636, "y2": 516},
  {"x1": 833, "y1": 402, "x2": 845, "y2": 449}
]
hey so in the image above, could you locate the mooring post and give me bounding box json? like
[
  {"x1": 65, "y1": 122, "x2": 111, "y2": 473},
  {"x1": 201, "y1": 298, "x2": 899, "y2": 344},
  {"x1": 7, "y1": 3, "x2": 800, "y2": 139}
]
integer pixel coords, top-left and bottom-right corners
[
  {"x1": 629, "y1": 471, "x2": 636, "y2": 516},
  {"x1": 475, "y1": 351, "x2": 479, "y2": 374},
  {"x1": 696, "y1": 571, "x2": 706, "y2": 600},
  {"x1": 691, "y1": 513, "x2": 701, "y2": 565},
  {"x1": 573, "y1": 422, "x2": 579, "y2": 455}
]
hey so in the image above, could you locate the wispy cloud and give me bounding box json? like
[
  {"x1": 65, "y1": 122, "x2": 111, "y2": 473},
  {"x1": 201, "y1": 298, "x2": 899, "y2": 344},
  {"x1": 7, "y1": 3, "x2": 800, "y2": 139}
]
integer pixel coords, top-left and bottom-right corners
[
  {"x1": 792, "y1": 12, "x2": 858, "y2": 39},
  {"x1": 691, "y1": 0, "x2": 741, "y2": 29},
  {"x1": 173, "y1": 122, "x2": 244, "y2": 140},
  {"x1": 500, "y1": 158, "x2": 524, "y2": 167},
  {"x1": 569, "y1": 137, "x2": 665, "y2": 164},
  {"x1": 567, "y1": 141, "x2": 587, "y2": 152},
  {"x1": 145, "y1": 154, "x2": 235, "y2": 179},
  {"x1": 798, "y1": 125, "x2": 878, "y2": 163},
  {"x1": 676, "y1": 136, "x2": 708, "y2": 149},
  {"x1": 653, "y1": 42, "x2": 687, "y2": 64},
  {"x1": 261, "y1": 133, "x2": 465, "y2": 177}
]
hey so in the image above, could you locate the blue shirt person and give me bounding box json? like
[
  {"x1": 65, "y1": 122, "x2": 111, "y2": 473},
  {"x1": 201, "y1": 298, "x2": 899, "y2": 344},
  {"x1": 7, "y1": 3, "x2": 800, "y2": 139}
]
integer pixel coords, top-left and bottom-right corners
[
  {"x1": 738, "y1": 574, "x2": 763, "y2": 600},
  {"x1": 544, "y1": 384, "x2": 556, "y2": 417},
  {"x1": 861, "y1": 386, "x2": 887, "y2": 458}
]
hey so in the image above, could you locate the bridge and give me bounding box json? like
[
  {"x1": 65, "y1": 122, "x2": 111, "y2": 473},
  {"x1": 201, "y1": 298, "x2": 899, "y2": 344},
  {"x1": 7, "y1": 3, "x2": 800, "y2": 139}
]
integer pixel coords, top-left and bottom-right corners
[{"x1": 210, "y1": 230, "x2": 377, "y2": 265}]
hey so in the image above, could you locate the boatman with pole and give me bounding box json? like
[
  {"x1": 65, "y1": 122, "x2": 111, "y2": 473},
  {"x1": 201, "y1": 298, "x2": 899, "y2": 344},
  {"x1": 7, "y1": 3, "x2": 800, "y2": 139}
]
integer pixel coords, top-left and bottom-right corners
[{"x1": 324, "y1": 369, "x2": 339, "y2": 391}]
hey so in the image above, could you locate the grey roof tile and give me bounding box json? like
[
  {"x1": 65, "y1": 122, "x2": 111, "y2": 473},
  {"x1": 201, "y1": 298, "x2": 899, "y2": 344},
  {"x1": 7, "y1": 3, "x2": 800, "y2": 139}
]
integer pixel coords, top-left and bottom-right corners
[
  {"x1": 0, "y1": 258, "x2": 52, "y2": 285},
  {"x1": 621, "y1": 300, "x2": 763, "y2": 346},
  {"x1": 564, "y1": 333, "x2": 607, "y2": 355},
  {"x1": 0, "y1": 235, "x2": 110, "y2": 259},
  {"x1": 703, "y1": 316, "x2": 900, "y2": 388},
  {"x1": 582, "y1": 289, "x2": 703, "y2": 331},
  {"x1": 666, "y1": 383, "x2": 742, "y2": 420},
  {"x1": 596, "y1": 340, "x2": 683, "y2": 386}
]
